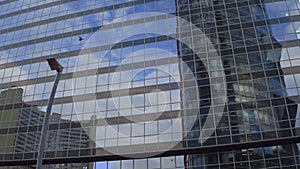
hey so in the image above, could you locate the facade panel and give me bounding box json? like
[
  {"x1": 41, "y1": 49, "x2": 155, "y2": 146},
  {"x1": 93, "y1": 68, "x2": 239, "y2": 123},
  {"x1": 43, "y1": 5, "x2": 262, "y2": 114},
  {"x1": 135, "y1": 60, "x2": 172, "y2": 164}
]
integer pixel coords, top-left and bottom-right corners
[{"x1": 0, "y1": 0, "x2": 299, "y2": 168}]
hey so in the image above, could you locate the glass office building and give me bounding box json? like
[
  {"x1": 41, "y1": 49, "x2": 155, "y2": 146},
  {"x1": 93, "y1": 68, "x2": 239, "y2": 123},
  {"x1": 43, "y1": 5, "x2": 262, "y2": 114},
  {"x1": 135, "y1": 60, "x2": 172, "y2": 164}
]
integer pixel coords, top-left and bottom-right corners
[{"x1": 0, "y1": 0, "x2": 299, "y2": 168}]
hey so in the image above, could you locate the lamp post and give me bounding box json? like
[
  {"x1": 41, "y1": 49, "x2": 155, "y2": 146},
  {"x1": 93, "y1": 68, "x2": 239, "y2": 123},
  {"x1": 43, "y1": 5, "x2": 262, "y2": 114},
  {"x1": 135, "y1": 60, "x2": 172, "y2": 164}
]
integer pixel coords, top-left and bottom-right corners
[{"x1": 36, "y1": 58, "x2": 63, "y2": 169}]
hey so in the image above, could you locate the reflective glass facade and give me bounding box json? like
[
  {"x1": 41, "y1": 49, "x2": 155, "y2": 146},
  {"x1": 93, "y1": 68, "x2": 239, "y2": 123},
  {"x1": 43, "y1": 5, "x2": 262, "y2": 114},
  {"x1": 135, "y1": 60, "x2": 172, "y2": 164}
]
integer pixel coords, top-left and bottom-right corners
[{"x1": 0, "y1": 0, "x2": 300, "y2": 169}]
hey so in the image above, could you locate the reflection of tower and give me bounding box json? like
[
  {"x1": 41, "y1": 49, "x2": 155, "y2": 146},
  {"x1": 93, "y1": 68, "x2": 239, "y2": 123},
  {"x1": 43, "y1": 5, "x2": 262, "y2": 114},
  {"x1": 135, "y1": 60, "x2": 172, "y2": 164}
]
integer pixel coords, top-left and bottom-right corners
[
  {"x1": 0, "y1": 88, "x2": 28, "y2": 154},
  {"x1": 0, "y1": 88, "x2": 94, "y2": 169},
  {"x1": 87, "y1": 115, "x2": 97, "y2": 169},
  {"x1": 176, "y1": 0, "x2": 298, "y2": 168}
]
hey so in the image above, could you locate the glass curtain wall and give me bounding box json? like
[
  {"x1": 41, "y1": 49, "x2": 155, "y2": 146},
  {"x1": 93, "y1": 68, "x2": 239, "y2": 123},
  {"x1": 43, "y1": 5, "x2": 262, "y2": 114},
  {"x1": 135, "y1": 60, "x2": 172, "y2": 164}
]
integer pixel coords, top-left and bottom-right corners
[{"x1": 0, "y1": 0, "x2": 299, "y2": 168}]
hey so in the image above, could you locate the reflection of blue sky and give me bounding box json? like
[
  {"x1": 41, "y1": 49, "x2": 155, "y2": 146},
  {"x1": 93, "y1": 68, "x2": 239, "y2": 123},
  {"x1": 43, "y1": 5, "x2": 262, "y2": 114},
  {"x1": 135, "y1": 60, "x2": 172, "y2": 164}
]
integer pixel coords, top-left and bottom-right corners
[
  {"x1": 0, "y1": 0, "x2": 177, "y2": 66},
  {"x1": 265, "y1": 0, "x2": 300, "y2": 41},
  {"x1": 0, "y1": 0, "x2": 178, "y2": 112},
  {"x1": 125, "y1": 0, "x2": 175, "y2": 15},
  {"x1": 133, "y1": 67, "x2": 177, "y2": 83},
  {"x1": 93, "y1": 157, "x2": 180, "y2": 169},
  {"x1": 267, "y1": 0, "x2": 300, "y2": 151},
  {"x1": 0, "y1": 0, "x2": 174, "y2": 46},
  {"x1": 0, "y1": 0, "x2": 136, "y2": 29},
  {"x1": 265, "y1": 0, "x2": 300, "y2": 18},
  {"x1": 0, "y1": 1, "x2": 173, "y2": 56},
  {"x1": 101, "y1": 33, "x2": 177, "y2": 63},
  {"x1": 0, "y1": 0, "x2": 299, "y2": 110},
  {"x1": 95, "y1": 162, "x2": 107, "y2": 169}
]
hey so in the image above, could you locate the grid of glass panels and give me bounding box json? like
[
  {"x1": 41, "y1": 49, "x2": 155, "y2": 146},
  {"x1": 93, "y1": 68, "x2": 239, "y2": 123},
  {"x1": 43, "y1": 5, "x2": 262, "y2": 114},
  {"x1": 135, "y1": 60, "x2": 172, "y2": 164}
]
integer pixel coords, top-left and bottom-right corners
[{"x1": 0, "y1": 0, "x2": 299, "y2": 168}]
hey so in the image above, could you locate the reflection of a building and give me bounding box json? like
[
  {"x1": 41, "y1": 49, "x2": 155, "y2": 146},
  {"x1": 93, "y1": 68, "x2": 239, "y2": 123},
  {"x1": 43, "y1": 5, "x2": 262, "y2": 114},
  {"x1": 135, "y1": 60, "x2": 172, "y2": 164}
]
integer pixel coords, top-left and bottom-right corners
[
  {"x1": 176, "y1": 0, "x2": 298, "y2": 168},
  {"x1": 0, "y1": 0, "x2": 299, "y2": 168},
  {"x1": 0, "y1": 88, "x2": 93, "y2": 169}
]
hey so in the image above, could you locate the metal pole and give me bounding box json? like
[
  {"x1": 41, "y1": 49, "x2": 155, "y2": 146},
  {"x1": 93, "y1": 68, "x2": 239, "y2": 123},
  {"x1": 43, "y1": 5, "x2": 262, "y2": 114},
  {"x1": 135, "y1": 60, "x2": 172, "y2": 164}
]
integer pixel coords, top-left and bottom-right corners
[{"x1": 36, "y1": 70, "x2": 62, "y2": 169}]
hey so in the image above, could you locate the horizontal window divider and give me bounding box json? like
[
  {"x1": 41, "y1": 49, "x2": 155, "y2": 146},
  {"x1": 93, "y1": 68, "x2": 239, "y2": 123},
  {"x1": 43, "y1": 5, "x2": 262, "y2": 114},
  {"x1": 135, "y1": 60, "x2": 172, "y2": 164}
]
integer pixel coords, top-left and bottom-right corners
[
  {"x1": 0, "y1": 56, "x2": 178, "y2": 89},
  {"x1": 0, "y1": 82, "x2": 179, "y2": 110},
  {"x1": 0, "y1": 0, "x2": 165, "y2": 35},
  {"x1": 0, "y1": 0, "x2": 76, "y2": 19},
  {"x1": 0, "y1": 135, "x2": 299, "y2": 166},
  {"x1": 0, "y1": 110, "x2": 181, "y2": 134},
  {"x1": 0, "y1": 0, "x2": 18, "y2": 6}
]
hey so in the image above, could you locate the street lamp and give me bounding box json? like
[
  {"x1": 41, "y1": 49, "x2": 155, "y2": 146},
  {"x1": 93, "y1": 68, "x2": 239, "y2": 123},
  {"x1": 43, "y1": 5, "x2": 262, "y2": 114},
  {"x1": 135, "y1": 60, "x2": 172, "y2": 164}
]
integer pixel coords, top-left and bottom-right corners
[{"x1": 36, "y1": 58, "x2": 63, "y2": 169}]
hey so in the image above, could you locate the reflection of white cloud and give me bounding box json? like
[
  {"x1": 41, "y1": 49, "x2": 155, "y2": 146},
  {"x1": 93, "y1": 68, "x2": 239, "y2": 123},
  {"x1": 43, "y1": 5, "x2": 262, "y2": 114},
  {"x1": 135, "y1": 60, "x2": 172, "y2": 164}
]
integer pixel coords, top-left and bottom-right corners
[{"x1": 1, "y1": 0, "x2": 138, "y2": 47}]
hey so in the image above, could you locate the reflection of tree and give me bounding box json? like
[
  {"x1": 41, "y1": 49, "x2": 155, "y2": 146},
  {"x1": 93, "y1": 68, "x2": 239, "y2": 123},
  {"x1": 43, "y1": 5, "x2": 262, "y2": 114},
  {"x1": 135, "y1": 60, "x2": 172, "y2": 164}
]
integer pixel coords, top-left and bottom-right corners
[{"x1": 0, "y1": 88, "x2": 95, "y2": 169}]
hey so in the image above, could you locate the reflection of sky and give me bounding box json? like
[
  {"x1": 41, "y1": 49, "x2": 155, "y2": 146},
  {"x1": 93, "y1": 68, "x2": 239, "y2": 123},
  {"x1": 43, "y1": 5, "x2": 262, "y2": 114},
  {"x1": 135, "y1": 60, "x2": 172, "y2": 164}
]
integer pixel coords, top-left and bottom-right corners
[
  {"x1": 0, "y1": 0, "x2": 177, "y2": 101},
  {"x1": 265, "y1": 0, "x2": 300, "y2": 41},
  {"x1": 267, "y1": 2, "x2": 300, "y2": 150},
  {"x1": 93, "y1": 156, "x2": 180, "y2": 169},
  {"x1": 1, "y1": 0, "x2": 298, "y2": 76},
  {"x1": 267, "y1": 0, "x2": 300, "y2": 150},
  {"x1": 95, "y1": 162, "x2": 107, "y2": 169},
  {"x1": 101, "y1": 33, "x2": 177, "y2": 63},
  {"x1": 0, "y1": 0, "x2": 299, "y2": 119},
  {"x1": 0, "y1": 0, "x2": 175, "y2": 63}
]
